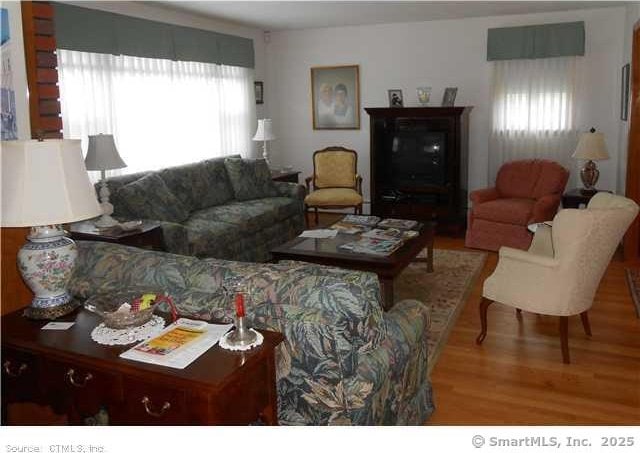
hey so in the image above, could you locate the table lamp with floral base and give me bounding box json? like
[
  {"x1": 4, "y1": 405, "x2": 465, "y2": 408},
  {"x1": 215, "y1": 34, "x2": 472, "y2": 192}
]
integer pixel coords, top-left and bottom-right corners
[{"x1": 1, "y1": 139, "x2": 102, "y2": 319}]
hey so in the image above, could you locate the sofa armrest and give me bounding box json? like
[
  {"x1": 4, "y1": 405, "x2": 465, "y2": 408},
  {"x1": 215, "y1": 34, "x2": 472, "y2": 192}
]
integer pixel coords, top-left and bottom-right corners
[
  {"x1": 274, "y1": 181, "x2": 306, "y2": 201},
  {"x1": 470, "y1": 187, "x2": 499, "y2": 205},
  {"x1": 530, "y1": 194, "x2": 562, "y2": 223},
  {"x1": 156, "y1": 221, "x2": 190, "y2": 255}
]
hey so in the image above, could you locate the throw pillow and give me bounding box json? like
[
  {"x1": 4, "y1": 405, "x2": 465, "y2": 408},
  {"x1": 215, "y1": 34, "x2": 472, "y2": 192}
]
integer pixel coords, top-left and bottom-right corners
[
  {"x1": 224, "y1": 158, "x2": 279, "y2": 201},
  {"x1": 116, "y1": 173, "x2": 189, "y2": 223}
]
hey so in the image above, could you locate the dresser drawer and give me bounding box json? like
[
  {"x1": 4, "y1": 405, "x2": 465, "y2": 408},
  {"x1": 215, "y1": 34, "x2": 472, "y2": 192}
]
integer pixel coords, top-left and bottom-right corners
[
  {"x1": 2, "y1": 348, "x2": 39, "y2": 403},
  {"x1": 119, "y1": 378, "x2": 187, "y2": 425},
  {"x1": 44, "y1": 359, "x2": 120, "y2": 417}
]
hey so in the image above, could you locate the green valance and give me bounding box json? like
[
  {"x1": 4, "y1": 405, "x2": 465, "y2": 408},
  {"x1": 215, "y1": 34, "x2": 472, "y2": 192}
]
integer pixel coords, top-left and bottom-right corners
[
  {"x1": 487, "y1": 21, "x2": 585, "y2": 61},
  {"x1": 52, "y1": 3, "x2": 254, "y2": 68}
]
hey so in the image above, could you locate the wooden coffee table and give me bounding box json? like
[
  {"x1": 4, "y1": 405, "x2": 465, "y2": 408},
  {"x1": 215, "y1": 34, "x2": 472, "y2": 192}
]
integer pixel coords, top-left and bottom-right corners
[
  {"x1": 1, "y1": 308, "x2": 283, "y2": 425},
  {"x1": 271, "y1": 217, "x2": 435, "y2": 310}
]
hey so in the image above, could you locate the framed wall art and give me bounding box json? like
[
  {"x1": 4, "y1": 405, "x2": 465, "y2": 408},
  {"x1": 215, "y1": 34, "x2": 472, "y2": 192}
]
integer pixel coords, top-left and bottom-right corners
[
  {"x1": 1, "y1": 3, "x2": 30, "y2": 140},
  {"x1": 310, "y1": 65, "x2": 360, "y2": 129},
  {"x1": 621, "y1": 63, "x2": 630, "y2": 121},
  {"x1": 254, "y1": 81, "x2": 264, "y2": 105}
]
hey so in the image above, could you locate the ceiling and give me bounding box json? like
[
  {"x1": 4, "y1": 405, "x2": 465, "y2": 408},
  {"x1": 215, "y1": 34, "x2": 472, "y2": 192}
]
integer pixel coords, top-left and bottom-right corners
[{"x1": 159, "y1": 1, "x2": 626, "y2": 31}]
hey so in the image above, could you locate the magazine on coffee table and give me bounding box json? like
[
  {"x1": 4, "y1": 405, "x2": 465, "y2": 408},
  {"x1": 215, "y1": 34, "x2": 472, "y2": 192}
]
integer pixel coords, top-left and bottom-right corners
[
  {"x1": 339, "y1": 237, "x2": 404, "y2": 256},
  {"x1": 341, "y1": 215, "x2": 381, "y2": 227},
  {"x1": 361, "y1": 228, "x2": 419, "y2": 241},
  {"x1": 377, "y1": 218, "x2": 418, "y2": 230},
  {"x1": 330, "y1": 221, "x2": 371, "y2": 234}
]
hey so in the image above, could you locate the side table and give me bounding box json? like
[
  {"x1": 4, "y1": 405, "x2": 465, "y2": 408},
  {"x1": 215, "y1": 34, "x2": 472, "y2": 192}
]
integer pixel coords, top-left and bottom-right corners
[
  {"x1": 2, "y1": 308, "x2": 284, "y2": 425},
  {"x1": 562, "y1": 188, "x2": 612, "y2": 209},
  {"x1": 69, "y1": 220, "x2": 164, "y2": 251},
  {"x1": 271, "y1": 170, "x2": 300, "y2": 184}
]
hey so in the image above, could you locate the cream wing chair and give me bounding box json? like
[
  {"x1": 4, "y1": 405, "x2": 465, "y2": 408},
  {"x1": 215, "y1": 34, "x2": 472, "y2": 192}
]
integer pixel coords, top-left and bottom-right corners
[{"x1": 476, "y1": 193, "x2": 639, "y2": 363}]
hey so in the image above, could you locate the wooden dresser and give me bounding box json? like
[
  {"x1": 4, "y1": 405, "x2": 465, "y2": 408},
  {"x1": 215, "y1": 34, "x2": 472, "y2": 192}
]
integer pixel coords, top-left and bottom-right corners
[{"x1": 2, "y1": 308, "x2": 283, "y2": 425}]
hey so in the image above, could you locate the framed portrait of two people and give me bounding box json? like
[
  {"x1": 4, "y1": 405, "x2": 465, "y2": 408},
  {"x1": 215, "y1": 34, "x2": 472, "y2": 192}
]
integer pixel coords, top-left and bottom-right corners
[{"x1": 311, "y1": 65, "x2": 360, "y2": 130}]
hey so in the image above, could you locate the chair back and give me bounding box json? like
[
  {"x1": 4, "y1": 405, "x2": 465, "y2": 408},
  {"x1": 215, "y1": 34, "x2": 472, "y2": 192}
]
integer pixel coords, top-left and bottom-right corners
[
  {"x1": 312, "y1": 147, "x2": 358, "y2": 189},
  {"x1": 496, "y1": 159, "x2": 569, "y2": 199},
  {"x1": 551, "y1": 193, "x2": 639, "y2": 313}
]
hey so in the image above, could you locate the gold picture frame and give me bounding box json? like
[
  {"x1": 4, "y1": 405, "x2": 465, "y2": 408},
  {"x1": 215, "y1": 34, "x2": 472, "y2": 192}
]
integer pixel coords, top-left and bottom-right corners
[{"x1": 310, "y1": 65, "x2": 360, "y2": 130}]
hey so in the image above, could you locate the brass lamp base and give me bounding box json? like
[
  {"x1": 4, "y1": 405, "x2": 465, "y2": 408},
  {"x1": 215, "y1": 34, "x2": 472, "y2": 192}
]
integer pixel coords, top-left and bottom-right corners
[
  {"x1": 580, "y1": 160, "x2": 600, "y2": 192},
  {"x1": 24, "y1": 299, "x2": 80, "y2": 320}
]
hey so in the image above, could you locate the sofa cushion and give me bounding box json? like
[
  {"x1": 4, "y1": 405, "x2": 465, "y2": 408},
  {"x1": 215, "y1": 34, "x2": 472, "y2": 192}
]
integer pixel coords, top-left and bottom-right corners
[
  {"x1": 473, "y1": 198, "x2": 535, "y2": 226},
  {"x1": 305, "y1": 188, "x2": 363, "y2": 207},
  {"x1": 201, "y1": 156, "x2": 236, "y2": 207},
  {"x1": 183, "y1": 219, "x2": 246, "y2": 258},
  {"x1": 189, "y1": 198, "x2": 300, "y2": 234},
  {"x1": 158, "y1": 161, "x2": 215, "y2": 212},
  {"x1": 224, "y1": 158, "x2": 278, "y2": 201},
  {"x1": 116, "y1": 173, "x2": 189, "y2": 223}
]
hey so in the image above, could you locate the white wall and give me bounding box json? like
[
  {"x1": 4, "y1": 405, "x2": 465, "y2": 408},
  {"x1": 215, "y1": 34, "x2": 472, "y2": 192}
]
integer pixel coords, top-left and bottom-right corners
[
  {"x1": 617, "y1": 3, "x2": 640, "y2": 195},
  {"x1": 266, "y1": 7, "x2": 626, "y2": 205},
  {"x1": 66, "y1": 1, "x2": 268, "y2": 155}
]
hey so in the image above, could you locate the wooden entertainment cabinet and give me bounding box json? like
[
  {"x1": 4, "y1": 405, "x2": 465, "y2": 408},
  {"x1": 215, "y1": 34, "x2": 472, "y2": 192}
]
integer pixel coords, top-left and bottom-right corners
[{"x1": 366, "y1": 107, "x2": 472, "y2": 232}]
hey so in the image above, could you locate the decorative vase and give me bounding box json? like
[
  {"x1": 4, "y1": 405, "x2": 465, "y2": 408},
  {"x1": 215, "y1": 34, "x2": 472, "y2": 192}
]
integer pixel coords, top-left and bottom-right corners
[{"x1": 17, "y1": 225, "x2": 79, "y2": 319}]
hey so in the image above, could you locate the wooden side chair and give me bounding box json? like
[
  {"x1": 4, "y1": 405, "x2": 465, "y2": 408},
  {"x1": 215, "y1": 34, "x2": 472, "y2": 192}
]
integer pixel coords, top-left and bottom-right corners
[
  {"x1": 304, "y1": 147, "x2": 363, "y2": 225},
  {"x1": 476, "y1": 193, "x2": 639, "y2": 363}
]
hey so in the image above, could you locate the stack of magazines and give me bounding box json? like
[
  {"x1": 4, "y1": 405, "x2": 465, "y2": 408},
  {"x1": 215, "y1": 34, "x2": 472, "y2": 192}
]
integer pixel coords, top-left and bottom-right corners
[{"x1": 339, "y1": 237, "x2": 404, "y2": 256}]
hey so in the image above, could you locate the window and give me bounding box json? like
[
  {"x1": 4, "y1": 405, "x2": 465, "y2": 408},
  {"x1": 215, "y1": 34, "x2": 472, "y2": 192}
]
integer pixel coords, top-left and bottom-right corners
[
  {"x1": 489, "y1": 56, "x2": 580, "y2": 181},
  {"x1": 58, "y1": 50, "x2": 256, "y2": 176}
]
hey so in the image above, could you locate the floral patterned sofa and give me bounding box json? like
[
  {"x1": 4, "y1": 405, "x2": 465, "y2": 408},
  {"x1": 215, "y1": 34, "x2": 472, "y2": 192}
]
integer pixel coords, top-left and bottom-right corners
[
  {"x1": 70, "y1": 241, "x2": 434, "y2": 425},
  {"x1": 103, "y1": 156, "x2": 305, "y2": 262}
]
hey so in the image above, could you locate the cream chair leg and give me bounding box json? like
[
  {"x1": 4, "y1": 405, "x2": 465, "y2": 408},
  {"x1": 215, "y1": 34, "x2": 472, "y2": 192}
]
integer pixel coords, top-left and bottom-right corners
[
  {"x1": 476, "y1": 297, "x2": 494, "y2": 345},
  {"x1": 559, "y1": 317, "x2": 570, "y2": 364},
  {"x1": 580, "y1": 311, "x2": 592, "y2": 336},
  {"x1": 516, "y1": 308, "x2": 523, "y2": 320},
  {"x1": 314, "y1": 208, "x2": 319, "y2": 225}
]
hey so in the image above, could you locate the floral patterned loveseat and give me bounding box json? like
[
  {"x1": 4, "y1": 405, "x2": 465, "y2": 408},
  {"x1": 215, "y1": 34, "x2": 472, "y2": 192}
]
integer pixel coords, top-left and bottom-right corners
[
  {"x1": 103, "y1": 156, "x2": 305, "y2": 262},
  {"x1": 70, "y1": 241, "x2": 435, "y2": 425}
]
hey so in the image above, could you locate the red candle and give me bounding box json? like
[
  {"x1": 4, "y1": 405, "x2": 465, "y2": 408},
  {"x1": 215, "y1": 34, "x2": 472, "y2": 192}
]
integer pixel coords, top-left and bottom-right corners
[{"x1": 235, "y1": 293, "x2": 245, "y2": 318}]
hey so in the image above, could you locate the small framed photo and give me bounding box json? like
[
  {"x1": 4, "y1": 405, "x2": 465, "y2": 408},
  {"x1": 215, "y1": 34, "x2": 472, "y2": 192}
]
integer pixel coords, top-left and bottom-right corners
[
  {"x1": 621, "y1": 63, "x2": 630, "y2": 121},
  {"x1": 441, "y1": 87, "x2": 458, "y2": 107},
  {"x1": 388, "y1": 89, "x2": 404, "y2": 107},
  {"x1": 417, "y1": 87, "x2": 432, "y2": 105},
  {"x1": 254, "y1": 81, "x2": 264, "y2": 105}
]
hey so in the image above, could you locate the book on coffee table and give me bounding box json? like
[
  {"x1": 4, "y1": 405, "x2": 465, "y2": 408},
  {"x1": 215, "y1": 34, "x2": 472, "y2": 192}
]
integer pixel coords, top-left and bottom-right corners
[{"x1": 361, "y1": 228, "x2": 418, "y2": 241}]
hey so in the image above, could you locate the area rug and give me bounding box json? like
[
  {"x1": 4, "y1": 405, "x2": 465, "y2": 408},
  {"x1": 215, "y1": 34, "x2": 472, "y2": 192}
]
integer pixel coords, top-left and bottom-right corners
[
  {"x1": 624, "y1": 267, "x2": 640, "y2": 317},
  {"x1": 394, "y1": 248, "x2": 487, "y2": 374}
]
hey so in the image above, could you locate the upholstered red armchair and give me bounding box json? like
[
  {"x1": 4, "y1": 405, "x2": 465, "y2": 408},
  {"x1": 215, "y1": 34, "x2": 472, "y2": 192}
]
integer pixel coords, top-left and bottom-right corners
[{"x1": 465, "y1": 159, "x2": 569, "y2": 251}]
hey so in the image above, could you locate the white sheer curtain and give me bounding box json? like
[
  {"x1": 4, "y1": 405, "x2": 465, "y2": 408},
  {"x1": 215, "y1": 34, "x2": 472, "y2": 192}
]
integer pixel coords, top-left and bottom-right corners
[
  {"x1": 58, "y1": 49, "x2": 256, "y2": 176},
  {"x1": 489, "y1": 56, "x2": 580, "y2": 183}
]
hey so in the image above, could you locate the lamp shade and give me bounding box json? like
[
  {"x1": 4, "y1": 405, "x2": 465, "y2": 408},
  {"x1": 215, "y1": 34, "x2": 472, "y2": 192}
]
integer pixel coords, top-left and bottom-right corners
[
  {"x1": 1, "y1": 139, "x2": 102, "y2": 227},
  {"x1": 252, "y1": 119, "x2": 275, "y2": 141},
  {"x1": 84, "y1": 134, "x2": 127, "y2": 171},
  {"x1": 572, "y1": 130, "x2": 609, "y2": 161}
]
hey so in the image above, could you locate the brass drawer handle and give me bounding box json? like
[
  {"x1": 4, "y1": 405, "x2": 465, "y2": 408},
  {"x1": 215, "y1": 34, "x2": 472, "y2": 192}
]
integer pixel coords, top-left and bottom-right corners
[
  {"x1": 141, "y1": 396, "x2": 171, "y2": 417},
  {"x1": 3, "y1": 360, "x2": 27, "y2": 377},
  {"x1": 66, "y1": 368, "x2": 93, "y2": 387}
]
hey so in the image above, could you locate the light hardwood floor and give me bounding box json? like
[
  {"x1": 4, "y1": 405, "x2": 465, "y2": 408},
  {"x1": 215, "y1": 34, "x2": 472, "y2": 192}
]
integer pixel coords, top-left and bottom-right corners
[{"x1": 313, "y1": 213, "x2": 640, "y2": 425}]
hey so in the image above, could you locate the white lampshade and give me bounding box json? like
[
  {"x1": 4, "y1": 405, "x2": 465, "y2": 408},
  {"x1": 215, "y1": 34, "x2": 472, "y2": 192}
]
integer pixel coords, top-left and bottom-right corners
[
  {"x1": 84, "y1": 134, "x2": 127, "y2": 171},
  {"x1": 572, "y1": 130, "x2": 609, "y2": 161},
  {"x1": 1, "y1": 139, "x2": 102, "y2": 227},
  {"x1": 252, "y1": 119, "x2": 275, "y2": 141}
]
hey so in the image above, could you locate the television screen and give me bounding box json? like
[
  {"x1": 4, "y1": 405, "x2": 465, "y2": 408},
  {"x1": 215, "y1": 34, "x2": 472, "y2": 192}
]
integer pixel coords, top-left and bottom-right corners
[{"x1": 388, "y1": 131, "x2": 447, "y2": 188}]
